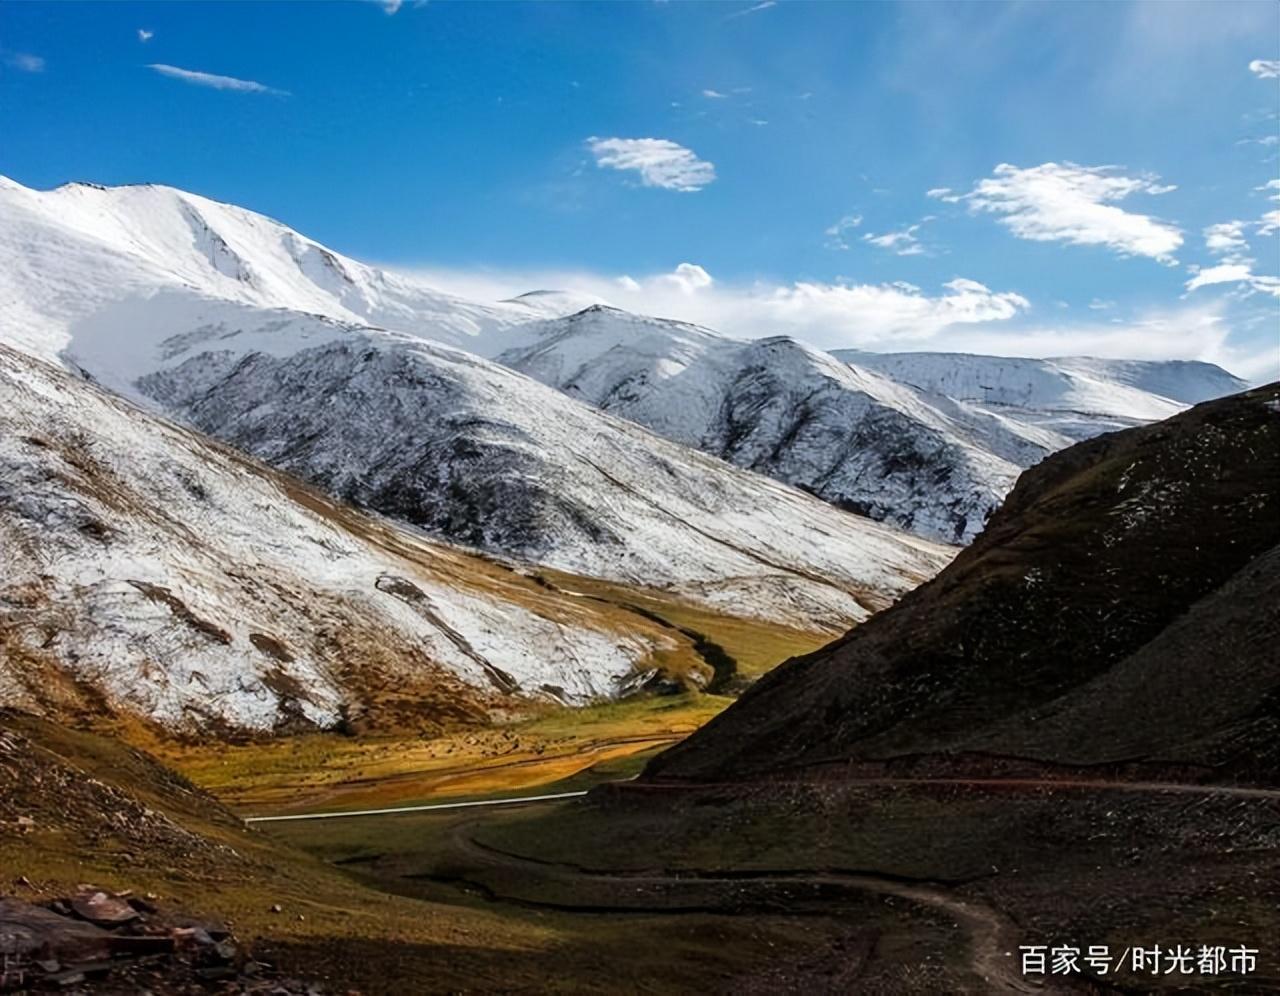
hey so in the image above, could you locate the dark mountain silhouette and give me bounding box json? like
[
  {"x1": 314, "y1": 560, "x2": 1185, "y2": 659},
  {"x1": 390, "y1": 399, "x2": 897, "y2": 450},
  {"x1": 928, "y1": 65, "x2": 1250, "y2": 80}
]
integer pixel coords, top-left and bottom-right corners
[{"x1": 647, "y1": 383, "x2": 1280, "y2": 786}]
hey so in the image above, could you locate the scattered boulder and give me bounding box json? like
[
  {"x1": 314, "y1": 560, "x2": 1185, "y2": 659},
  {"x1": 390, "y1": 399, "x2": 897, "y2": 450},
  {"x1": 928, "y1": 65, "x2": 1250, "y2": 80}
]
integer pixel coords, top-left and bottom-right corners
[
  {"x1": 0, "y1": 885, "x2": 317, "y2": 993},
  {"x1": 70, "y1": 889, "x2": 139, "y2": 927}
]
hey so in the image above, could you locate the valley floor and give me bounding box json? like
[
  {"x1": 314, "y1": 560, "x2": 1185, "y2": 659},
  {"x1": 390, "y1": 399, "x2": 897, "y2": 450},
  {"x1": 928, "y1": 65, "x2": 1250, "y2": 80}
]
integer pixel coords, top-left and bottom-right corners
[
  {"x1": 4, "y1": 568, "x2": 1276, "y2": 993},
  {"x1": 4, "y1": 707, "x2": 1278, "y2": 993}
]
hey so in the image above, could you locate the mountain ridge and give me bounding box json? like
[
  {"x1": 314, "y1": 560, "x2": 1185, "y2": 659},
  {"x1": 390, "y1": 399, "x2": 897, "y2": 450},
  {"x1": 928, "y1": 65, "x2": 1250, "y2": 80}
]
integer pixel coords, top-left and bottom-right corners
[
  {"x1": 0, "y1": 341, "x2": 723, "y2": 733},
  {"x1": 496, "y1": 305, "x2": 1245, "y2": 541},
  {"x1": 644, "y1": 383, "x2": 1280, "y2": 784},
  {"x1": 0, "y1": 175, "x2": 953, "y2": 632}
]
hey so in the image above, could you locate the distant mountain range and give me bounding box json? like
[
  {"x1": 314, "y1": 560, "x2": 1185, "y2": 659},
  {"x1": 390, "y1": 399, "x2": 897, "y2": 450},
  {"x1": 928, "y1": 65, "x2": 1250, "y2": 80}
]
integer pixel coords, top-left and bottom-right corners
[
  {"x1": 0, "y1": 175, "x2": 1254, "y2": 732},
  {"x1": 0, "y1": 176, "x2": 1244, "y2": 548},
  {"x1": 500, "y1": 306, "x2": 1246, "y2": 541}
]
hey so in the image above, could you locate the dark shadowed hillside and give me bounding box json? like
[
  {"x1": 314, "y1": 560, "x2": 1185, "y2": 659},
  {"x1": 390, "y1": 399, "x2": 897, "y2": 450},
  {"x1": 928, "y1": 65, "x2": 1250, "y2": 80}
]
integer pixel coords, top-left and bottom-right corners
[{"x1": 647, "y1": 383, "x2": 1280, "y2": 785}]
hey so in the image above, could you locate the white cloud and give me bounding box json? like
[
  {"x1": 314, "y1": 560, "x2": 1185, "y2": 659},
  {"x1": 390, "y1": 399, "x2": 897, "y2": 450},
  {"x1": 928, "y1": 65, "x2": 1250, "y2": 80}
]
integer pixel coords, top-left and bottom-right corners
[
  {"x1": 1204, "y1": 221, "x2": 1249, "y2": 257},
  {"x1": 1257, "y1": 181, "x2": 1280, "y2": 236},
  {"x1": 627, "y1": 259, "x2": 716, "y2": 290},
  {"x1": 587, "y1": 137, "x2": 716, "y2": 192},
  {"x1": 943, "y1": 303, "x2": 1274, "y2": 382},
  {"x1": 408, "y1": 264, "x2": 1027, "y2": 350},
  {"x1": 1186, "y1": 262, "x2": 1280, "y2": 298},
  {"x1": 823, "y1": 214, "x2": 862, "y2": 250},
  {"x1": 726, "y1": 0, "x2": 776, "y2": 19},
  {"x1": 756, "y1": 278, "x2": 1028, "y2": 344},
  {"x1": 403, "y1": 264, "x2": 1274, "y2": 381},
  {"x1": 148, "y1": 64, "x2": 289, "y2": 96},
  {"x1": 1186, "y1": 190, "x2": 1280, "y2": 297},
  {"x1": 1186, "y1": 262, "x2": 1257, "y2": 291},
  {"x1": 941, "y1": 162, "x2": 1183, "y2": 263},
  {"x1": 702, "y1": 88, "x2": 727, "y2": 99},
  {"x1": 863, "y1": 223, "x2": 926, "y2": 256},
  {"x1": 3, "y1": 52, "x2": 44, "y2": 73},
  {"x1": 1249, "y1": 59, "x2": 1280, "y2": 79},
  {"x1": 138, "y1": 29, "x2": 154, "y2": 42},
  {"x1": 656, "y1": 262, "x2": 713, "y2": 294}
]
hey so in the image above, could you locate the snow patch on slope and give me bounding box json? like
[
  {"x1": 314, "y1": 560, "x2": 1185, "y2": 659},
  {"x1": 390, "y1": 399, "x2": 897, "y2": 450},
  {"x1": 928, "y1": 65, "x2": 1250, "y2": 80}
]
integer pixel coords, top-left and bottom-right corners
[{"x1": 0, "y1": 344, "x2": 685, "y2": 732}]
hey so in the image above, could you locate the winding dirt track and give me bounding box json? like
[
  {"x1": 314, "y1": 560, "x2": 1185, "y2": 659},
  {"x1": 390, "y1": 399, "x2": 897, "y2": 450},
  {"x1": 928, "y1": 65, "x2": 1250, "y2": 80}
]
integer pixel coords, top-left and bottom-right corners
[
  {"x1": 263, "y1": 777, "x2": 1277, "y2": 990},
  {"x1": 449, "y1": 821, "x2": 1037, "y2": 993},
  {"x1": 435, "y1": 776, "x2": 1280, "y2": 993}
]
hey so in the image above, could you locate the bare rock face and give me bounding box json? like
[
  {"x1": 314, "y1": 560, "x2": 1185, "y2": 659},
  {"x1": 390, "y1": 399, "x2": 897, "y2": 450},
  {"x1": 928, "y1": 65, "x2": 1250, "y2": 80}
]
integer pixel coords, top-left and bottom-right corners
[{"x1": 647, "y1": 384, "x2": 1280, "y2": 785}]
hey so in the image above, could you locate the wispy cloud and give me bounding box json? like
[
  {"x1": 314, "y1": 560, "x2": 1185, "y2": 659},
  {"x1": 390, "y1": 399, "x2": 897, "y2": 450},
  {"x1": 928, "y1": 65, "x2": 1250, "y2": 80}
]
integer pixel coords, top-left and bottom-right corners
[
  {"x1": 1186, "y1": 262, "x2": 1280, "y2": 297},
  {"x1": 934, "y1": 162, "x2": 1183, "y2": 264},
  {"x1": 1249, "y1": 59, "x2": 1280, "y2": 79},
  {"x1": 1184, "y1": 183, "x2": 1280, "y2": 298},
  {"x1": 137, "y1": 29, "x2": 154, "y2": 43},
  {"x1": 863, "y1": 223, "x2": 928, "y2": 256},
  {"x1": 587, "y1": 137, "x2": 715, "y2": 192},
  {"x1": 1183, "y1": 177, "x2": 1280, "y2": 299},
  {"x1": 726, "y1": 0, "x2": 776, "y2": 19},
  {"x1": 1259, "y1": 180, "x2": 1280, "y2": 236},
  {"x1": 148, "y1": 64, "x2": 290, "y2": 96},
  {"x1": 701, "y1": 88, "x2": 727, "y2": 99},
  {"x1": 3, "y1": 51, "x2": 45, "y2": 73},
  {"x1": 824, "y1": 214, "x2": 862, "y2": 250},
  {"x1": 374, "y1": 0, "x2": 428, "y2": 14},
  {"x1": 1204, "y1": 220, "x2": 1249, "y2": 257}
]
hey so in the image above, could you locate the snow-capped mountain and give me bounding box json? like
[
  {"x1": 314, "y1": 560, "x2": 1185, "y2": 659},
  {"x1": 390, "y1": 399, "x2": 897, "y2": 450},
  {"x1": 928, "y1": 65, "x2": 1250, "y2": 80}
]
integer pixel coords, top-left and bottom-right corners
[
  {"x1": 0, "y1": 176, "x2": 556, "y2": 366},
  {"x1": 0, "y1": 342, "x2": 702, "y2": 733},
  {"x1": 0, "y1": 177, "x2": 951, "y2": 632},
  {"x1": 0, "y1": 174, "x2": 1243, "y2": 563},
  {"x1": 833, "y1": 350, "x2": 1248, "y2": 441},
  {"x1": 498, "y1": 308, "x2": 1247, "y2": 542}
]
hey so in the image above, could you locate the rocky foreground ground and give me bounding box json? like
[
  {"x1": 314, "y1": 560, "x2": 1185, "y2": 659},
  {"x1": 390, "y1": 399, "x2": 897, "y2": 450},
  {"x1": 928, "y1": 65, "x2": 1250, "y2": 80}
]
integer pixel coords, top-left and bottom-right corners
[{"x1": 0, "y1": 883, "x2": 321, "y2": 994}]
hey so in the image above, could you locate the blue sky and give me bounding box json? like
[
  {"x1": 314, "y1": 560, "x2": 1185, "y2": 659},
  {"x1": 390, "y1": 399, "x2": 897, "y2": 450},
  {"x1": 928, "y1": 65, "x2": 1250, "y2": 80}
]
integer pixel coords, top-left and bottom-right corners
[{"x1": 1, "y1": 0, "x2": 1278, "y2": 377}]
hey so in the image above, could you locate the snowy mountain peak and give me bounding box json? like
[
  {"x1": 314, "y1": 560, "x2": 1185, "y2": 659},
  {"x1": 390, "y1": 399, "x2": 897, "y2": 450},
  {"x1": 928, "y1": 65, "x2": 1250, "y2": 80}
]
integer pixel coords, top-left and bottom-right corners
[
  {"x1": 0, "y1": 172, "x2": 1248, "y2": 555},
  {"x1": 500, "y1": 307, "x2": 1247, "y2": 542},
  {"x1": 0, "y1": 175, "x2": 586, "y2": 367},
  {"x1": 833, "y1": 350, "x2": 1248, "y2": 426}
]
